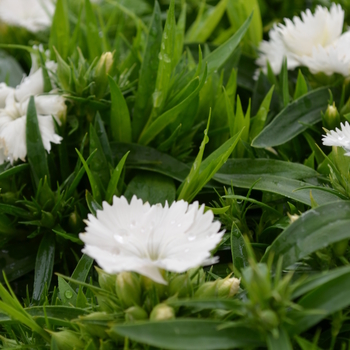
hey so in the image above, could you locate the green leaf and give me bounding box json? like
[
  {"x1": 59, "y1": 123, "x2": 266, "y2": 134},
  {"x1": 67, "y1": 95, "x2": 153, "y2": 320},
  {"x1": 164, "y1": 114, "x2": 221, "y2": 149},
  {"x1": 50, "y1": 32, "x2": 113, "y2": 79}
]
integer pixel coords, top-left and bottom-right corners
[
  {"x1": 201, "y1": 13, "x2": 252, "y2": 77},
  {"x1": 124, "y1": 172, "x2": 176, "y2": 206},
  {"x1": 250, "y1": 85, "x2": 274, "y2": 140},
  {"x1": 49, "y1": 0, "x2": 69, "y2": 59},
  {"x1": 231, "y1": 223, "x2": 249, "y2": 273},
  {"x1": 84, "y1": 0, "x2": 102, "y2": 60},
  {"x1": 286, "y1": 266, "x2": 350, "y2": 335},
  {"x1": 58, "y1": 276, "x2": 77, "y2": 306},
  {"x1": 0, "y1": 163, "x2": 28, "y2": 180},
  {"x1": 185, "y1": 0, "x2": 228, "y2": 43},
  {"x1": 0, "y1": 50, "x2": 24, "y2": 87},
  {"x1": 111, "y1": 319, "x2": 264, "y2": 350},
  {"x1": 267, "y1": 327, "x2": 293, "y2": 350},
  {"x1": 109, "y1": 76, "x2": 132, "y2": 143},
  {"x1": 261, "y1": 201, "x2": 350, "y2": 268},
  {"x1": 132, "y1": 1, "x2": 162, "y2": 140},
  {"x1": 32, "y1": 233, "x2": 56, "y2": 302},
  {"x1": 214, "y1": 159, "x2": 340, "y2": 206},
  {"x1": 26, "y1": 96, "x2": 50, "y2": 188},
  {"x1": 89, "y1": 124, "x2": 110, "y2": 194},
  {"x1": 293, "y1": 70, "x2": 308, "y2": 100},
  {"x1": 252, "y1": 87, "x2": 329, "y2": 148},
  {"x1": 139, "y1": 69, "x2": 206, "y2": 145},
  {"x1": 85, "y1": 191, "x2": 102, "y2": 216},
  {"x1": 105, "y1": 151, "x2": 129, "y2": 204},
  {"x1": 152, "y1": 0, "x2": 176, "y2": 111},
  {"x1": 76, "y1": 149, "x2": 102, "y2": 204},
  {"x1": 280, "y1": 58, "x2": 289, "y2": 107},
  {"x1": 174, "y1": 1, "x2": 186, "y2": 66},
  {"x1": 70, "y1": 254, "x2": 94, "y2": 290},
  {"x1": 94, "y1": 112, "x2": 113, "y2": 167}
]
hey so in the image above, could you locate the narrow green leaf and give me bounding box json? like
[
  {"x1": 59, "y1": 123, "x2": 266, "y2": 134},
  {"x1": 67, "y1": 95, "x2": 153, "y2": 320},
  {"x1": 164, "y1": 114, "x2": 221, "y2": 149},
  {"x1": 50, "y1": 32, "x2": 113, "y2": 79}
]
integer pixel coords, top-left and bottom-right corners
[
  {"x1": 84, "y1": 0, "x2": 102, "y2": 60},
  {"x1": 26, "y1": 96, "x2": 50, "y2": 188},
  {"x1": 70, "y1": 254, "x2": 94, "y2": 289},
  {"x1": 105, "y1": 151, "x2": 129, "y2": 204},
  {"x1": 85, "y1": 191, "x2": 103, "y2": 216},
  {"x1": 76, "y1": 149, "x2": 102, "y2": 203},
  {"x1": 250, "y1": 85, "x2": 274, "y2": 139},
  {"x1": 174, "y1": 1, "x2": 186, "y2": 66},
  {"x1": 293, "y1": 70, "x2": 308, "y2": 100},
  {"x1": 109, "y1": 76, "x2": 132, "y2": 143},
  {"x1": 49, "y1": 0, "x2": 69, "y2": 59},
  {"x1": 280, "y1": 57, "x2": 289, "y2": 107},
  {"x1": 185, "y1": 0, "x2": 228, "y2": 43},
  {"x1": 139, "y1": 68, "x2": 206, "y2": 145},
  {"x1": 252, "y1": 87, "x2": 329, "y2": 148},
  {"x1": 58, "y1": 276, "x2": 77, "y2": 306},
  {"x1": 94, "y1": 112, "x2": 113, "y2": 167},
  {"x1": 132, "y1": 1, "x2": 162, "y2": 140},
  {"x1": 32, "y1": 233, "x2": 56, "y2": 302},
  {"x1": 0, "y1": 163, "x2": 28, "y2": 180},
  {"x1": 261, "y1": 201, "x2": 350, "y2": 268},
  {"x1": 230, "y1": 223, "x2": 249, "y2": 273},
  {"x1": 111, "y1": 320, "x2": 264, "y2": 350},
  {"x1": 202, "y1": 13, "x2": 252, "y2": 77}
]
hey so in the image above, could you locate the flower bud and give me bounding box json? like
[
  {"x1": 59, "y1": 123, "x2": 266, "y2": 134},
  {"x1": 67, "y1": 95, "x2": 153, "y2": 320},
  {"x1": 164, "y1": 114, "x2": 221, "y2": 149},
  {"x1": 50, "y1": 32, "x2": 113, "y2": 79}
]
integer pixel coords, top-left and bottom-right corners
[
  {"x1": 95, "y1": 267, "x2": 116, "y2": 293},
  {"x1": 49, "y1": 330, "x2": 84, "y2": 350},
  {"x1": 322, "y1": 102, "x2": 340, "y2": 130},
  {"x1": 217, "y1": 277, "x2": 240, "y2": 298},
  {"x1": 116, "y1": 272, "x2": 142, "y2": 308},
  {"x1": 168, "y1": 274, "x2": 191, "y2": 298},
  {"x1": 125, "y1": 306, "x2": 148, "y2": 322},
  {"x1": 287, "y1": 212, "x2": 299, "y2": 224},
  {"x1": 150, "y1": 304, "x2": 175, "y2": 321},
  {"x1": 94, "y1": 52, "x2": 114, "y2": 99},
  {"x1": 40, "y1": 211, "x2": 56, "y2": 229},
  {"x1": 55, "y1": 48, "x2": 72, "y2": 91},
  {"x1": 259, "y1": 310, "x2": 279, "y2": 329},
  {"x1": 77, "y1": 312, "x2": 112, "y2": 338},
  {"x1": 194, "y1": 281, "x2": 217, "y2": 298}
]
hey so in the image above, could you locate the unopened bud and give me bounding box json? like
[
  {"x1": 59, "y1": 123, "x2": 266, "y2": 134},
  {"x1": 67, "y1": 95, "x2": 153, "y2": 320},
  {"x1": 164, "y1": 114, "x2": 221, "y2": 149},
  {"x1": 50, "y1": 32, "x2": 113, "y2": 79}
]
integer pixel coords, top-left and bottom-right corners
[
  {"x1": 150, "y1": 304, "x2": 175, "y2": 321},
  {"x1": 77, "y1": 312, "x2": 112, "y2": 338},
  {"x1": 260, "y1": 310, "x2": 279, "y2": 329},
  {"x1": 49, "y1": 330, "x2": 84, "y2": 350},
  {"x1": 95, "y1": 267, "x2": 116, "y2": 293},
  {"x1": 169, "y1": 274, "x2": 191, "y2": 298},
  {"x1": 322, "y1": 102, "x2": 340, "y2": 130},
  {"x1": 125, "y1": 306, "x2": 148, "y2": 322},
  {"x1": 94, "y1": 52, "x2": 114, "y2": 99},
  {"x1": 116, "y1": 272, "x2": 142, "y2": 308},
  {"x1": 194, "y1": 281, "x2": 217, "y2": 298},
  {"x1": 287, "y1": 212, "x2": 299, "y2": 224},
  {"x1": 68, "y1": 208, "x2": 82, "y2": 233},
  {"x1": 217, "y1": 277, "x2": 240, "y2": 298},
  {"x1": 332, "y1": 239, "x2": 349, "y2": 257}
]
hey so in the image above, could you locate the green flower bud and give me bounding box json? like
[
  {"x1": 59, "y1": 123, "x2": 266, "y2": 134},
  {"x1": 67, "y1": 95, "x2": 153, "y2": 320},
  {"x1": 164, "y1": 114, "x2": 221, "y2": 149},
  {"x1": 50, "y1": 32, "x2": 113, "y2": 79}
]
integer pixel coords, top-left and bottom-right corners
[
  {"x1": 68, "y1": 208, "x2": 82, "y2": 233},
  {"x1": 96, "y1": 267, "x2": 116, "y2": 293},
  {"x1": 125, "y1": 306, "x2": 148, "y2": 322},
  {"x1": 194, "y1": 281, "x2": 217, "y2": 298},
  {"x1": 322, "y1": 102, "x2": 340, "y2": 130},
  {"x1": 116, "y1": 272, "x2": 142, "y2": 308},
  {"x1": 40, "y1": 211, "x2": 56, "y2": 229},
  {"x1": 49, "y1": 330, "x2": 84, "y2": 350},
  {"x1": 217, "y1": 277, "x2": 240, "y2": 298},
  {"x1": 260, "y1": 310, "x2": 279, "y2": 329},
  {"x1": 54, "y1": 48, "x2": 72, "y2": 92},
  {"x1": 77, "y1": 312, "x2": 112, "y2": 339},
  {"x1": 94, "y1": 52, "x2": 114, "y2": 99},
  {"x1": 141, "y1": 274, "x2": 167, "y2": 300},
  {"x1": 150, "y1": 304, "x2": 175, "y2": 321},
  {"x1": 168, "y1": 274, "x2": 191, "y2": 298}
]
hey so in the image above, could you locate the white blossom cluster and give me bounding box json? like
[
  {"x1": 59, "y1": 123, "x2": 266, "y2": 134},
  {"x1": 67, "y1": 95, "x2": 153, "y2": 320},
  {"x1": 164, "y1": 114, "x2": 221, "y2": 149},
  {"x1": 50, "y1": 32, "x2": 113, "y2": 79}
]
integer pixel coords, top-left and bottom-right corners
[
  {"x1": 256, "y1": 4, "x2": 350, "y2": 77},
  {"x1": 0, "y1": 51, "x2": 66, "y2": 165}
]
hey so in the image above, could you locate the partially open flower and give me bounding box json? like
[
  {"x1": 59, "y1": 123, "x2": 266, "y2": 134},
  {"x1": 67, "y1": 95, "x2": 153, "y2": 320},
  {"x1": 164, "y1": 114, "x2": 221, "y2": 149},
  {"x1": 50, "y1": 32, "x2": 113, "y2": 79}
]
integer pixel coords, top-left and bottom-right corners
[
  {"x1": 322, "y1": 121, "x2": 350, "y2": 155},
  {"x1": 80, "y1": 196, "x2": 224, "y2": 284}
]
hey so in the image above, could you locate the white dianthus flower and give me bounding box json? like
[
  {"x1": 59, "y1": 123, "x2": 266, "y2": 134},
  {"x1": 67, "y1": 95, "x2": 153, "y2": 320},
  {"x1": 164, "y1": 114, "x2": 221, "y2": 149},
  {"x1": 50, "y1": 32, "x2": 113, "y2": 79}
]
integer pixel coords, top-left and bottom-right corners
[
  {"x1": 256, "y1": 4, "x2": 350, "y2": 76},
  {"x1": 80, "y1": 196, "x2": 224, "y2": 285},
  {"x1": 322, "y1": 121, "x2": 350, "y2": 155},
  {"x1": 0, "y1": 0, "x2": 55, "y2": 33}
]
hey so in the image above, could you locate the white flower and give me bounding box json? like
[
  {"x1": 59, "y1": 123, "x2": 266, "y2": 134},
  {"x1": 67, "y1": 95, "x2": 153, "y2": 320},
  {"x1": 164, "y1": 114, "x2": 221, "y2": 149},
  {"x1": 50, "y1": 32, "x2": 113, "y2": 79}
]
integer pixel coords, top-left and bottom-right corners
[
  {"x1": 0, "y1": 0, "x2": 55, "y2": 33},
  {"x1": 80, "y1": 196, "x2": 224, "y2": 284},
  {"x1": 0, "y1": 90, "x2": 63, "y2": 163},
  {"x1": 322, "y1": 121, "x2": 350, "y2": 155},
  {"x1": 256, "y1": 4, "x2": 350, "y2": 76}
]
